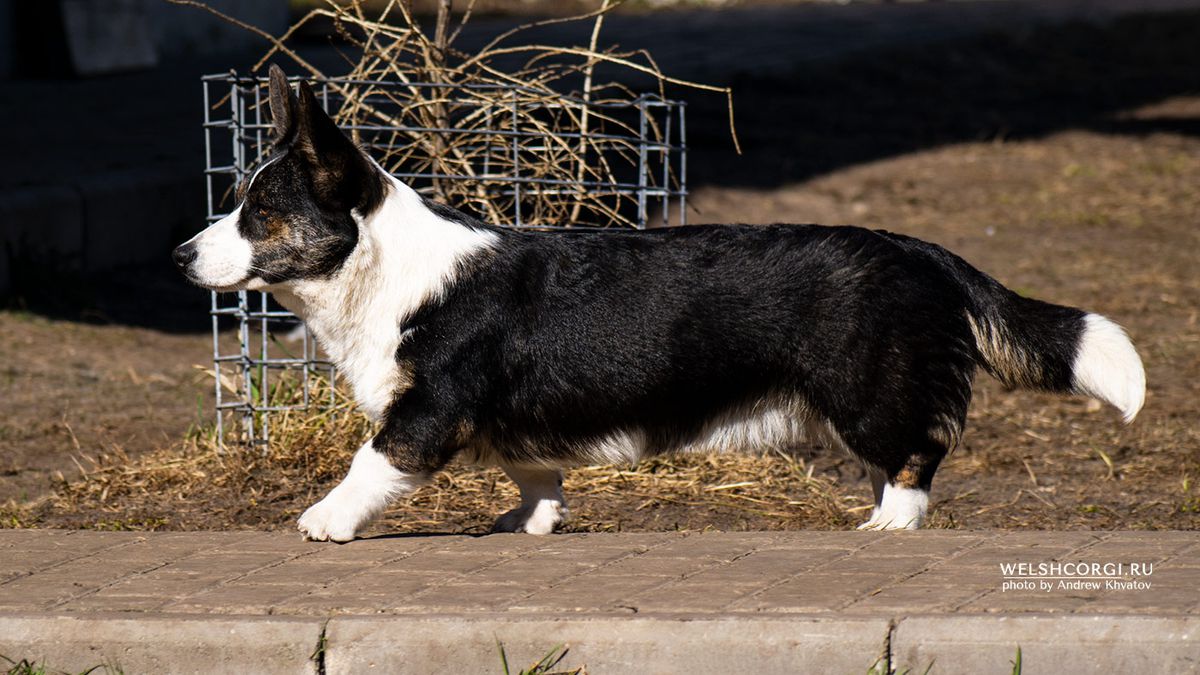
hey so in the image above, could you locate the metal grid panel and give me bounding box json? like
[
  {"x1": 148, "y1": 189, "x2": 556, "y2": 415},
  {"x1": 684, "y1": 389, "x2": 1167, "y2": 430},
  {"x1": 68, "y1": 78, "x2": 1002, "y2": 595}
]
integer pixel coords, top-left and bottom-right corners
[{"x1": 203, "y1": 72, "x2": 688, "y2": 447}]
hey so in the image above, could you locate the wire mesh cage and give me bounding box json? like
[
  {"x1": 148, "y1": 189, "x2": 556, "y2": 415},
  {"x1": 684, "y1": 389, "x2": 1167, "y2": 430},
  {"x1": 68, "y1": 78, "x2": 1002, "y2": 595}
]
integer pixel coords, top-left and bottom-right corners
[{"x1": 203, "y1": 72, "x2": 688, "y2": 447}]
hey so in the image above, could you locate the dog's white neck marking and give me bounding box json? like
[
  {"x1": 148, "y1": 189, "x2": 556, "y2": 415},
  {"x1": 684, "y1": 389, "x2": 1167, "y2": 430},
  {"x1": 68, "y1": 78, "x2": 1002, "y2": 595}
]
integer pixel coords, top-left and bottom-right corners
[{"x1": 272, "y1": 174, "x2": 498, "y2": 420}]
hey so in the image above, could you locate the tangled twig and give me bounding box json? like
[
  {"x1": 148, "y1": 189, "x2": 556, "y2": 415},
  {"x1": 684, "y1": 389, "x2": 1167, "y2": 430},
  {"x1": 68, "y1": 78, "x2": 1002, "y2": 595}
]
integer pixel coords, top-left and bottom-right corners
[{"x1": 169, "y1": 0, "x2": 739, "y2": 228}]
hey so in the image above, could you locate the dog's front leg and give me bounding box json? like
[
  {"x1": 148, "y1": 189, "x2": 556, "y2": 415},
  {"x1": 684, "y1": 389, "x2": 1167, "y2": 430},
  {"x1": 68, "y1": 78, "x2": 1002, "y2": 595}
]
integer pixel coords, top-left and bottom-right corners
[
  {"x1": 298, "y1": 387, "x2": 460, "y2": 542},
  {"x1": 297, "y1": 438, "x2": 427, "y2": 542}
]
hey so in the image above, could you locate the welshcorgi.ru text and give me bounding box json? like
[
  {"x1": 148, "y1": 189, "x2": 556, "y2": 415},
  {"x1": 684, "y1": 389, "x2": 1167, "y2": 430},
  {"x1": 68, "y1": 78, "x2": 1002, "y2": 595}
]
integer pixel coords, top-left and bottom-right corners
[{"x1": 999, "y1": 562, "x2": 1153, "y2": 577}]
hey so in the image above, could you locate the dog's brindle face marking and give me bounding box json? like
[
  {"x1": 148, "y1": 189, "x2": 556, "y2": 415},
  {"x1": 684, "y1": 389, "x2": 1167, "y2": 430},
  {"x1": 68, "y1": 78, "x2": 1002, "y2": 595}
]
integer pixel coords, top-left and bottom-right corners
[
  {"x1": 174, "y1": 65, "x2": 384, "y2": 291},
  {"x1": 233, "y1": 151, "x2": 359, "y2": 285}
]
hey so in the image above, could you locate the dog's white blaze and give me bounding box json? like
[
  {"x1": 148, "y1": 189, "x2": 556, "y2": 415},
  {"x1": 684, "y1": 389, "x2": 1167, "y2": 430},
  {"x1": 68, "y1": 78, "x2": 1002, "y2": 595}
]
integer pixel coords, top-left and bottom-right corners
[
  {"x1": 857, "y1": 483, "x2": 928, "y2": 531},
  {"x1": 1072, "y1": 313, "x2": 1146, "y2": 423},
  {"x1": 493, "y1": 465, "x2": 567, "y2": 535},
  {"x1": 297, "y1": 439, "x2": 424, "y2": 542},
  {"x1": 277, "y1": 174, "x2": 499, "y2": 419},
  {"x1": 184, "y1": 205, "x2": 255, "y2": 290}
]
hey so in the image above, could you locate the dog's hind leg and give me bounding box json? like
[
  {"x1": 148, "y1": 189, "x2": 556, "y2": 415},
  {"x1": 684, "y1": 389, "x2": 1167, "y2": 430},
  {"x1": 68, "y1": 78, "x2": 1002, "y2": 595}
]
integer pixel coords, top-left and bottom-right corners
[
  {"x1": 859, "y1": 464, "x2": 888, "y2": 527},
  {"x1": 492, "y1": 465, "x2": 568, "y2": 535},
  {"x1": 856, "y1": 441, "x2": 945, "y2": 531}
]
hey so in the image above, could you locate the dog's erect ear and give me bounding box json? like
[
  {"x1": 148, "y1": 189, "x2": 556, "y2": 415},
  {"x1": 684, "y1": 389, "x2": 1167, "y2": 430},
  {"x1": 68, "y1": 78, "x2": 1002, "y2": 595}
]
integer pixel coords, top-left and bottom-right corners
[
  {"x1": 294, "y1": 80, "x2": 349, "y2": 158},
  {"x1": 267, "y1": 64, "x2": 297, "y2": 143},
  {"x1": 292, "y1": 80, "x2": 384, "y2": 212}
]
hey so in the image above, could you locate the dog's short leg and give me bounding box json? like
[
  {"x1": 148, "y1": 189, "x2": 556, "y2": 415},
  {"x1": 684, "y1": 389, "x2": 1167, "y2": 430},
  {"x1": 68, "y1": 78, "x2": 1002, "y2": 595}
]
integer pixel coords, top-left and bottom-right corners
[
  {"x1": 298, "y1": 438, "x2": 426, "y2": 542},
  {"x1": 857, "y1": 482, "x2": 929, "y2": 531},
  {"x1": 857, "y1": 448, "x2": 943, "y2": 531},
  {"x1": 492, "y1": 465, "x2": 568, "y2": 535},
  {"x1": 857, "y1": 465, "x2": 889, "y2": 529}
]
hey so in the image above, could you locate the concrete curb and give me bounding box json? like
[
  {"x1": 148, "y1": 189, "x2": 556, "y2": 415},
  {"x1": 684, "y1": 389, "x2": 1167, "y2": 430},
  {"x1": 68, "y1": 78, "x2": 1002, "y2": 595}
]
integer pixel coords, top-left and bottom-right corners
[
  {"x1": 892, "y1": 614, "x2": 1200, "y2": 673},
  {"x1": 0, "y1": 613, "x2": 324, "y2": 674},
  {"x1": 324, "y1": 614, "x2": 891, "y2": 674},
  {"x1": 3, "y1": 611, "x2": 1200, "y2": 673}
]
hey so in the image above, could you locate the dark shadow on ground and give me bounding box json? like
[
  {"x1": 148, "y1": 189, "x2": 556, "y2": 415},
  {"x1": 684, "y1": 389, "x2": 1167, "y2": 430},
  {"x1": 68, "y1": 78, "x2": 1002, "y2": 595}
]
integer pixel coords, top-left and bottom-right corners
[{"x1": 682, "y1": 10, "x2": 1200, "y2": 189}]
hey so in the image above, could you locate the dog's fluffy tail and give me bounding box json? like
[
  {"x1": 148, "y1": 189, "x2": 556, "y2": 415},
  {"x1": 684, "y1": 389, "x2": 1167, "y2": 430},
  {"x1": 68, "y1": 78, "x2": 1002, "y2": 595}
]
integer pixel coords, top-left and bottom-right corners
[{"x1": 964, "y1": 284, "x2": 1145, "y2": 423}]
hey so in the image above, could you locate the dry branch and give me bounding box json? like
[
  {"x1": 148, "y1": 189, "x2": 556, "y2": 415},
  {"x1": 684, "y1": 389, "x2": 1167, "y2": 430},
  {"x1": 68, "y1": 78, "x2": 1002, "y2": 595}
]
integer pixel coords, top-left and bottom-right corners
[{"x1": 171, "y1": 0, "x2": 739, "y2": 228}]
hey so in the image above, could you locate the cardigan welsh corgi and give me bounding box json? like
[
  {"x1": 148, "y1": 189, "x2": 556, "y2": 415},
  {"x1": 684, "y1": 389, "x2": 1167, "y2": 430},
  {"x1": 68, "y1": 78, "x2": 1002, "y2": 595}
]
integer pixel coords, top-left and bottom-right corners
[{"x1": 174, "y1": 66, "x2": 1145, "y2": 541}]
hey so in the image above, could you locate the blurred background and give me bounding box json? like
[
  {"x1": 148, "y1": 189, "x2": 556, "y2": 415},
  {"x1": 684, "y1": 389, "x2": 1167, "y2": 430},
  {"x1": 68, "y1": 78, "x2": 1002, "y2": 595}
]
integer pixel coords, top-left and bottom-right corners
[{"x1": 1, "y1": 0, "x2": 1197, "y2": 533}]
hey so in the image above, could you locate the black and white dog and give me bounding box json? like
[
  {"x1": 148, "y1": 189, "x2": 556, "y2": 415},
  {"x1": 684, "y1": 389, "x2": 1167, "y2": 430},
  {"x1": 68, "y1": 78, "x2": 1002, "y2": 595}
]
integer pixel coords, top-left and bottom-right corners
[{"x1": 174, "y1": 67, "x2": 1145, "y2": 541}]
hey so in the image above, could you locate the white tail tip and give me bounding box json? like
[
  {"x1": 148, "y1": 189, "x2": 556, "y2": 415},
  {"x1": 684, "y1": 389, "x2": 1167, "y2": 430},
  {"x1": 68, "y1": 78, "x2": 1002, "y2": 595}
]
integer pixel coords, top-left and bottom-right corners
[{"x1": 1073, "y1": 314, "x2": 1146, "y2": 423}]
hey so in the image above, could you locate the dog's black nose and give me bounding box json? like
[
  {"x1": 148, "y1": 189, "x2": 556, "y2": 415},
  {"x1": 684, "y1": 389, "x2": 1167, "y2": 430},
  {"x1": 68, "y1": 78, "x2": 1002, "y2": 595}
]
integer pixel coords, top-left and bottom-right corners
[{"x1": 172, "y1": 242, "x2": 197, "y2": 268}]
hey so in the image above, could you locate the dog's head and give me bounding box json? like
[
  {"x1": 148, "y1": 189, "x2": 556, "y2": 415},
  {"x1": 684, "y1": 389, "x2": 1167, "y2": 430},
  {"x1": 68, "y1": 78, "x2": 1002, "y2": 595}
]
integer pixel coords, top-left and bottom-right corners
[{"x1": 173, "y1": 65, "x2": 386, "y2": 291}]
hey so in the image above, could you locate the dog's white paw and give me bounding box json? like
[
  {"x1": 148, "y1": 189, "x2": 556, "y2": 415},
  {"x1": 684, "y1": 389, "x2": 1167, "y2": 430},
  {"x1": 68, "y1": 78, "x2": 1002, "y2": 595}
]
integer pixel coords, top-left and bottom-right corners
[
  {"x1": 492, "y1": 500, "x2": 567, "y2": 535},
  {"x1": 297, "y1": 489, "x2": 366, "y2": 543},
  {"x1": 857, "y1": 512, "x2": 919, "y2": 531},
  {"x1": 857, "y1": 485, "x2": 928, "y2": 530}
]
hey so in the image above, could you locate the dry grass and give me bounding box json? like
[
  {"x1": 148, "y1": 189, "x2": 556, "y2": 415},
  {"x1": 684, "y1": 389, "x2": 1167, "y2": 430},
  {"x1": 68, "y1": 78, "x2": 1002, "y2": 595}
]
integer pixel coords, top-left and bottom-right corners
[{"x1": 2, "y1": 375, "x2": 868, "y2": 533}]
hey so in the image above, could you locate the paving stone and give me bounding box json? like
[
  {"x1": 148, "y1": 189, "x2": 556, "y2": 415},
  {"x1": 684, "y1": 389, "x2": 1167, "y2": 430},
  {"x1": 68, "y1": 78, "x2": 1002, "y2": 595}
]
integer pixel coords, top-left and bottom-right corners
[
  {"x1": 842, "y1": 582, "x2": 987, "y2": 614},
  {"x1": 303, "y1": 537, "x2": 452, "y2": 563},
  {"x1": 371, "y1": 550, "x2": 516, "y2": 576},
  {"x1": 643, "y1": 534, "x2": 766, "y2": 561},
  {"x1": 583, "y1": 552, "x2": 723, "y2": 578},
  {"x1": 400, "y1": 582, "x2": 535, "y2": 611},
  {"x1": 534, "y1": 533, "x2": 679, "y2": 556},
  {"x1": 279, "y1": 593, "x2": 418, "y2": 616},
  {"x1": 63, "y1": 595, "x2": 175, "y2": 612},
  {"x1": 0, "y1": 558, "x2": 171, "y2": 608},
  {"x1": 733, "y1": 572, "x2": 900, "y2": 612},
  {"x1": 815, "y1": 554, "x2": 942, "y2": 577},
  {"x1": 463, "y1": 555, "x2": 604, "y2": 586},
  {"x1": 163, "y1": 551, "x2": 300, "y2": 575},
  {"x1": 626, "y1": 580, "x2": 769, "y2": 613},
  {"x1": 511, "y1": 574, "x2": 670, "y2": 612},
  {"x1": 167, "y1": 583, "x2": 314, "y2": 614},
  {"x1": 957, "y1": 590, "x2": 1096, "y2": 613},
  {"x1": 81, "y1": 571, "x2": 231, "y2": 598},
  {"x1": 239, "y1": 560, "x2": 366, "y2": 585}
]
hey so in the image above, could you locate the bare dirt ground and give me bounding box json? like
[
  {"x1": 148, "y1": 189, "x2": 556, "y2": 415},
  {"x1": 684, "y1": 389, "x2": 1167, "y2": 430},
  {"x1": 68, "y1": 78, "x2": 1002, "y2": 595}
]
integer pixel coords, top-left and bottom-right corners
[
  {"x1": 0, "y1": 310, "x2": 210, "y2": 504},
  {"x1": 2, "y1": 11, "x2": 1198, "y2": 533}
]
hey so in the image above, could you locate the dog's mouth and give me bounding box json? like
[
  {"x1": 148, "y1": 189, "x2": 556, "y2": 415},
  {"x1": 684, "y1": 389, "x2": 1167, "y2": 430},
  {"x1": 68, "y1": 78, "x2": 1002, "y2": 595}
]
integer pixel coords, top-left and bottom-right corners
[
  {"x1": 194, "y1": 276, "x2": 255, "y2": 294},
  {"x1": 176, "y1": 265, "x2": 255, "y2": 294}
]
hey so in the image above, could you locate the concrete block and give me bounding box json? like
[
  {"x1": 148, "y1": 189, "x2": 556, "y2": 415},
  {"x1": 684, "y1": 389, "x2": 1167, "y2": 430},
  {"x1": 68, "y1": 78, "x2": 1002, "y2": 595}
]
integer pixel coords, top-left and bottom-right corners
[
  {"x1": 892, "y1": 615, "x2": 1200, "y2": 674},
  {"x1": 0, "y1": 613, "x2": 322, "y2": 675},
  {"x1": 325, "y1": 615, "x2": 891, "y2": 675}
]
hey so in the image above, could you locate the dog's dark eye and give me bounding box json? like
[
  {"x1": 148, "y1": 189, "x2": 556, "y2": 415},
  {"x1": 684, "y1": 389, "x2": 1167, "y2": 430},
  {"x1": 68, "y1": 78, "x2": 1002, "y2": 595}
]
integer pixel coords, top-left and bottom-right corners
[{"x1": 255, "y1": 207, "x2": 271, "y2": 220}]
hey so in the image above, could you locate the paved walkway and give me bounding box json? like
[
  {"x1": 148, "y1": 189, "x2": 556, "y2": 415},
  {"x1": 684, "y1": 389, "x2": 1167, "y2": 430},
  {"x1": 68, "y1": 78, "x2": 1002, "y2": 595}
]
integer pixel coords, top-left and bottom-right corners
[{"x1": 1, "y1": 530, "x2": 1197, "y2": 673}]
